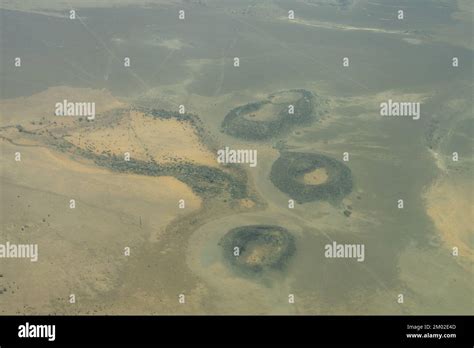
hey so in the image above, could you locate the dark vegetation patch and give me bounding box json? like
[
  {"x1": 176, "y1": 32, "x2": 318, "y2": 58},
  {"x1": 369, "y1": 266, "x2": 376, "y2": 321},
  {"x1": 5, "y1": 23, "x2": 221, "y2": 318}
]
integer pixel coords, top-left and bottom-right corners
[
  {"x1": 134, "y1": 106, "x2": 207, "y2": 139},
  {"x1": 221, "y1": 89, "x2": 322, "y2": 140},
  {"x1": 219, "y1": 225, "x2": 295, "y2": 276},
  {"x1": 93, "y1": 155, "x2": 247, "y2": 200},
  {"x1": 48, "y1": 106, "x2": 250, "y2": 201},
  {"x1": 270, "y1": 151, "x2": 353, "y2": 204}
]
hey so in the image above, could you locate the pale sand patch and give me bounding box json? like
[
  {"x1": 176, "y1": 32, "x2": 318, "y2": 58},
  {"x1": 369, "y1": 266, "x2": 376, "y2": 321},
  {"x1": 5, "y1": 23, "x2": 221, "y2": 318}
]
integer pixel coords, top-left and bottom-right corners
[
  {"x1": 8, "y1": 141, "x2": 201, "y2": 219},
  {"x1": 157, "y1": 38, "x2": 188, "y2": 51},
  {"x1": 403, "y1": 38, "x2": 423, "y2": 45},
  {"x1": 424, "y1": 176, "x2": 473, "y2": 270},
  {"x1": 129, "y1": 111, "x2": 217, "y2": 166},
  {"x1": 0, "y1": 140, "x2": 200, "y2": 314},
  {"x1": 428, "y1": 148, "x2": 448, "y2": 173},
  {"x1": 65, "y1": 110, "x2": 217, "y2": 167},
  {"x1": 282, "y1": 17, "x2": 406, "y2": 35},
  {"x1": 64, "y1": 111, "x2": 148, "y2": 162},
  {"x1": 0, "y1": 127, "x2": 44, "y2": 147},
  {"x1": 303, "y1": 168, "x2": 329, "y2": 185},
  {"x1": 239, "y1": 198, "x2": 256, "y2": 209},
  {"x1": 269, "y1": 91, "x2": 303, "y2": 104},
  {"x1": 0, "y1": 86, "x2": 124, "y2": 127},
  {"x1": 336, "y1": 90, "x2": 431, "y2": 108},
  {"x1": 363, "y1": 90, "x2": 431, "y2": 113},
  {"x1": 245, "y1": 244, "x2": 274, "y2": 265},
  {"x1": 243, "y1": 102, "x2": 281, "y2": 122}
]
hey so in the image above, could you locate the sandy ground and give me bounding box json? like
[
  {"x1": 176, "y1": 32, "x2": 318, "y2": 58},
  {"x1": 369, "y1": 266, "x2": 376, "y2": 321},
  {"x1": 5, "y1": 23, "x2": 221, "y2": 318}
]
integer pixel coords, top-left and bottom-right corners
[
  {"x1": 0, "y1": 85, "x2": 257, "y2": 314},
  {"x1": 243, "y1": 103, "x2": 281, "y2": 122},
  {"x1": 424, "y1": 175, "x2": 473, "y2": 271},
  {"x1": 0, "y1": 86, "x2": 124, "y2": 127},
  {"x1": 0, "y1": 124, "x2": 202, "y2": 314},
  {"x1": 303, "y1": 168, "x2": 329, "y2": 185},
  {"x1": 0, "y1": 87, "x2": 217, "y2": 168},
  {"x1": 269, "y1": 92, "x2": 303, "y2": 105},
  {"x1": 0, "y1": 1, "x2": 471, "y2": 314},
  {"x1": 0, "y1": 85, "x2": 245, "y2": 314},
  {"x1": 65, "y1": 110, "x2": 217, "y2": 166}
]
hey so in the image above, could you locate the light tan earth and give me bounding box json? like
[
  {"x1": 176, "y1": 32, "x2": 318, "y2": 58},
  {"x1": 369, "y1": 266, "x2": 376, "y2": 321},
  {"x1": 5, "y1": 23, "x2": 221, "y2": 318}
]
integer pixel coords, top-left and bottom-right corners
[
  {"x1": 243, "y1": 102, "x2": 281, "y2": 122},
  {"x1": 244, "y1": 244, "x2": 274, "y2": 265},
  {"x1": 0, "y1": 139, "x2": 201, "y2": 314},
  {"x1": 242, "y1": 91, "x2": 305, "y2": 122},
  {"x1": 65, "y1": 110, "x2": 218, "y2": 167},
  {"x1": 303, "y1": 168, "x2": 329, "y2": 185},
  {"x1": 0, "y1": 86, "x2": 234, "y2": 314},
  {"x1": 269, "y1": 92, "x2": 303, "y2": 105},
  {"x1": 0, "y1": 87, "x2": 217, "y2": 167},
  {"x1": 0, "y1": 86, "x2": 124, "y2": 127},
  {"x1": 239, "y1": 198, "x2": 256, "y2": 208},
  {"x1": 424, "y1": 175, "x2": 473, "y2": 271}
]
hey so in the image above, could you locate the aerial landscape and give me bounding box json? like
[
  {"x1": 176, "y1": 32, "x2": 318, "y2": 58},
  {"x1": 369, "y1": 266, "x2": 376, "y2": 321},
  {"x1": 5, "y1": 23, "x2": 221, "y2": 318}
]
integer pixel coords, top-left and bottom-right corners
[{"x1": 0, "y1": 0, "x2": 472, "y2": 316}]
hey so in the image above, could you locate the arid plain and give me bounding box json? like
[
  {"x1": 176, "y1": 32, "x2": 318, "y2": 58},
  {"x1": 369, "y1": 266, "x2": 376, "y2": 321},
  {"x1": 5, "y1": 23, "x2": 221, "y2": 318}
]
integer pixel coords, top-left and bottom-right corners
[{"x1": 0, "y1": 0, "x2": 472, "y2": 314}]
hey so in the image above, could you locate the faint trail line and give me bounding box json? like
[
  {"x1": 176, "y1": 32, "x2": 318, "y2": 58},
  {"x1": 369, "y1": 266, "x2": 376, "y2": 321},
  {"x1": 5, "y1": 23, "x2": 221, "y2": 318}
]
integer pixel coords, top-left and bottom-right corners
[
  {"x1": 127, "y1": 107, "x2": 155, "y2": 163},
  {"x1": 214, "y1": 33, "x2": 239, "y2": 97},
  {"x1": 74, "y1": 11, "x2": 150, "y2": 91},
  {"x1": 150, "y1": 48, "x2": 175, "y2": 82}
]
